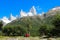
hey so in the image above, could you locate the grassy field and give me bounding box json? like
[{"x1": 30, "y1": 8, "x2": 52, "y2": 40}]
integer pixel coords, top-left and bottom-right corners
[{"x1": 0, "y1": 36, "x2": 60, "y2": 40}]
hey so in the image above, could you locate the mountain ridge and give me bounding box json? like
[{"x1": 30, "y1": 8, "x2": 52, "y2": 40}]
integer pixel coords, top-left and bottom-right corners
[{"x1": 1, "y1": 6, "x2": 60, "y2": 26}]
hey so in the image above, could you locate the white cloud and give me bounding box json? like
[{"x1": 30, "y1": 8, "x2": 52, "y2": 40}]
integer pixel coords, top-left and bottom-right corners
[{"x1": 36, "y1": 6, "x2": 42, "y2": 11}]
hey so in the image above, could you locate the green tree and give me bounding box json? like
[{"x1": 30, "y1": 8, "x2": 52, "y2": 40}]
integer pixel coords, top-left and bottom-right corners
[
  {"x1": 0, "y1": 21, "x2": 3, "y2": 30},
  {"x1": 51, "y1": 14, "x2": 60, "y2": 36},
  {"x1": 2, "y1": 25, "x2": 27, "y2": 36}
]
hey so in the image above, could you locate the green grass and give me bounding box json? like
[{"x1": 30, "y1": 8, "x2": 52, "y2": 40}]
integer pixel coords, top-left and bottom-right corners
[{"x1": 0, "y1": 36, "x2": 60, "y2": 40}]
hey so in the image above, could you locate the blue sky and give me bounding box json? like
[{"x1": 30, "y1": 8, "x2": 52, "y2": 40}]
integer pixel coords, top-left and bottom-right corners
[{"x1": 0, "y1": 0, "x2": 60, "y2": 18}]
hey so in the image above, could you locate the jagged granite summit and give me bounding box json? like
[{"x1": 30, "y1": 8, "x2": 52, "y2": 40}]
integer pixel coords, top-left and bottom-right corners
[
  {"x1": 1, "y1": 6, "x2": 60, "y2": 26},
  {"x1": 1, "y1": 6, "x2": 40, "y2": 26}
]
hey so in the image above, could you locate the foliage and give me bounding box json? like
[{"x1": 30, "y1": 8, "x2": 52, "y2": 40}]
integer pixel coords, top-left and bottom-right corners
[
  {"x1": 1, "y1": 12, "x2": 60, "y2": 37},
  {"x1": 0, "y1": 21, "x2": 3, "y2": 30},
  {"x1": 50, "y1": 14, "x2": 60, "y2": 36},
  {"x1": 2, "y1": 25, "x2": 27, "y2": 36}
]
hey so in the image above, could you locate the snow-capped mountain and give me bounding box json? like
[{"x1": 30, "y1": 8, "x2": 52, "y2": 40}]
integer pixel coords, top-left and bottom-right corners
[
  {"x1": 20, "y1": 6, "x2": 37, "y2": 17},
  {"x1": 46, "y1": 6, "x2": 60, "y2": 17},
  {"x1": 0, "y1": 6, "x2": 46, "y2": 26},
  {"x1": 1, "y1": 17, "x2": 11, "y2": 26},
  {"x1": 52, "y1": 7, "x2": 60, "y2": 11},
  {"x1": 9, "y1": 14, "x2": 17, "y2": 21},
  {"x1": 30, "y1": 6, "x2": 37, "y2": 15},
  {"x1": 1, "y1": 6, "x2": 60, "y2": 26},
  {"x1": 20, "y1": 10, "x2": 27, "y2": 17}
]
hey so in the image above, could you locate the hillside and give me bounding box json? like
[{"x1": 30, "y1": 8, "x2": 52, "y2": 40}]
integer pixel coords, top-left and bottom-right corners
[
  {"x1": 6, "y1": 15, "x2": 42, "y2": 26},
  {"x1": 1, "y1": 7, "x2": 60, "y2": 37},
  {"x1": 3, "y1": 15, "x2": 43, "y2": 36},
  {"x1": 3, "y1": 13, "x2": 54, "y2": 36}
]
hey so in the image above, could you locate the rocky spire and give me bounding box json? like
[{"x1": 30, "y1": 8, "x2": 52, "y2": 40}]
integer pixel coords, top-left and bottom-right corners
[
  {"x1": 30, "y1": 6, "x2": 37, "y2": 15},
  {"x1": 9, "y1": 13, "x2": 16, "y2": 21},
  {"x1": 1, "y1": 16, "x2": 11, "y2": 26},
  {"x1": 20, "y1": 10, "x2": 23, "y2": 17},
  {"x1": 20, "y1": 10, "x2": 27, "y2": 17}
]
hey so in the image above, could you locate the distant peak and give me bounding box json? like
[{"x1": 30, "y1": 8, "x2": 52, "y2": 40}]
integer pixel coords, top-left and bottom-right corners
[
  {"x1": 30, "y1": 6, "x2": 37, "y2": 15},
  {"x1": 52, "y1": 7, "x2": 60, "y2": 11},
  {"x1": 32, "y1": 6, "x2": 35, "y2": 9}
]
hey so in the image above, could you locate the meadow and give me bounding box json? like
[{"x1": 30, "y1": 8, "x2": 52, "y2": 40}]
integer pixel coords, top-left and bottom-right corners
[{"x1": 0, "y1": 36, "x2": 60, "y2": 40}]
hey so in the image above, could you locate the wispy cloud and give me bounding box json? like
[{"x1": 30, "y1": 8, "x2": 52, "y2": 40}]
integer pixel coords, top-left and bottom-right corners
[{"x1": 36, "y1": 6, "x2": 42, "y2": 11}]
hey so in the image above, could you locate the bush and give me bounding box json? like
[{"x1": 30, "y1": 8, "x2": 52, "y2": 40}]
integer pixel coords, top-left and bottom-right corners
[
  {"x1": 2, "y1": 13, "x2": 60, "y2": 37},
  {"x1": 2, "y1": 25, "x2": 27, "y2": 36},
  {"x1": 0, "y1": 31, "x2": 3, "y2": 36},
  {"x1": 39, "y1": 24, "x2": 54, "y2": 37}
]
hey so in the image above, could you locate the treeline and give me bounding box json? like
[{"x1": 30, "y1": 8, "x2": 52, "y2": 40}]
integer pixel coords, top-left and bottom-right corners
[{"x1": 0, "y1": 12, "x2": 60, "y2": 37}]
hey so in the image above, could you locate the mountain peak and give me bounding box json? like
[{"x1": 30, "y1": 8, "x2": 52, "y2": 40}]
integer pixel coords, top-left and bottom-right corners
[
  {"x1": 20, "y1": 9, "x2": 27, "y2": 17},
  {"x1": 9, "y1": 13, "x2": 16, "y2": 21},
  {"x1": 30, "y1": 6, "x2": 37, "y2": 15},
  {"x1": 1, "y1": 16, "x2": 11, "y2": 26},
  {"x1": 52, "y1": 7, "x2": 60, "y2": 11}
]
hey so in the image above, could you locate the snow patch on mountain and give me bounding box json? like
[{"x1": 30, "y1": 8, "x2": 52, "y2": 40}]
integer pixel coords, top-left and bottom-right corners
[{"x1": 0, "y1": 6, "x2": 46, "y2": 26}]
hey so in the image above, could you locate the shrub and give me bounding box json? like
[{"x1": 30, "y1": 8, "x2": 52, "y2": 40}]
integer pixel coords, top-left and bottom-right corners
[{"x1": 2, "y1": 25, "x2": 27, "y2": 36}]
